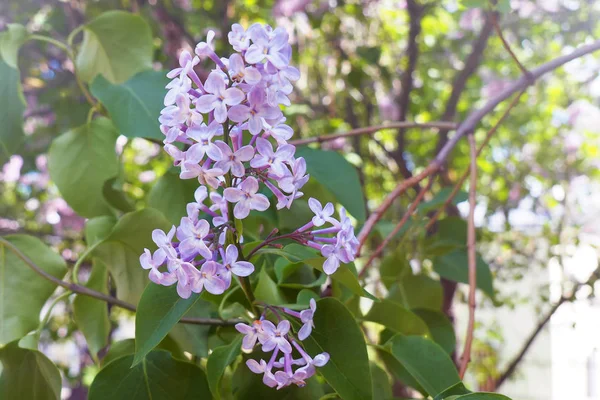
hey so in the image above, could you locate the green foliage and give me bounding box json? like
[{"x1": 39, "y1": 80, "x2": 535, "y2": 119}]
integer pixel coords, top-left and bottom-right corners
[
  {"x1": 48, "y1": 118, "x2": 120, "y2": 218},
  {"x1": 88, "y1": 350, "x2": 211, "y2": 400},
  {"x1": 134, "y1": 284, "x2": 205, "y2": 366},
  {"x1": 364, "y1": 299, "x2": 429, "y2": 336},
  {"x1": 0, "y1": 24, "x2": 27, "y2": 163},
  {"x1": 296, "y1": 147, "x2": 366, "y2": 222},
  {"x1": 91, "y1": 71, "x2": 169, "y2": 140},
  {"x1": 434, "y1": 250, "x2": 495, "y2": 298},
  {"x1": 0, "y1": 341, "x2": 62, "y2": 400},
  {"x1": 73, "y1": 258, "x2": 110, "y2": 358},
  {"x1": 0, "y1": 235, "x2": 67, "y2": 345},
  {"x1": 206, "y1": 335, "x2": 242, "y2": 399},
  {"x1": 91, "y1": 209, "x2": 171, "y2": 304},
  {"x1": 75, "y1": 11, "x2": 153, "y2": 84},
  {"x1": 384, "y1": 335, "x2": 460, "y2": 397},
  {"x1": 299, "y1": 298, "x2": 373, "y2": 400},
  {"x1": 148, "y1": 169, "x2": 200, "y2": 224}
]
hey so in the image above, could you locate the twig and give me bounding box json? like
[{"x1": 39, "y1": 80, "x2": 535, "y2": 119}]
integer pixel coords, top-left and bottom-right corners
[
  {"x1": 491, "y1": 14, "x2": 532, "y2": 78},
  {"x1": 494, "y1": 296, "x2": 566, "y2": 387},
  {"x1": 434, "y1": 13, "x2": 495, "y2": 173},
  {"x1": 358, "y1": 178, "x2": 433, "y2": 278},
  {"x1": 356, "y1": 39, "x2": 600, "y2": 254},
  {"x1": 0, "y1": 237, "x2": 238, "y2": 326},
  {"x1": 425, "y1": 88, "x2": 526, "y2": 231},
  {"x1": 288, "y1": 121, "x2": 456, "y2": 146},
  {"x1": 458, "y1": 133, "x2": 478, "y2": 378},
  {"x1": 391, "y1": 0, "x2": 425, "y2": 182}
]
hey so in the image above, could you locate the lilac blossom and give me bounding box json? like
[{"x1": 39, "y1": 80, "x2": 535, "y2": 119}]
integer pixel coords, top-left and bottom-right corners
[
  {"x1": 195, "y1": 71, "x2": 245, "y2": 123},
  {"x1": 223, "y1": 177, "x2": 270, "y2": 219},
  {"x1": 145, "y1": 23, "x2": 359, "y2": 389},
  {"x1": 250, "y1": 137, "x2": 295, "y2": 176}
]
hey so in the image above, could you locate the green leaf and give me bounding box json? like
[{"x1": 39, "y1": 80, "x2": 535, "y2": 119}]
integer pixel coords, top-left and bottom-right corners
[
  {"x1": 76, "y1": 11, "x2": 153, "y2": 84},
  {"x1": 434, "y1": 250, "x2": 495, "y2": 298},
  {"x1": 0, "y1": 341, "x2": 61, "y2": 400},
  {"x1": 304, "y1": 258, "x2": 376, "y2": 301},
  {"x1": 48, "y1": 118, "x2": 119, "y2": 218},
  {"x1": 134, "y1": 284, "x2": 202, "y2": 366},
  {"x1": 298, "y1": 298, "x2": 372, "y2": 400},
  {"x1": 0, "y1": 25, "x2": 27, "y2": 163},
  {"x1": 388, "y1": 275, "x2": 443, "y2": 310},
  {"x1": 295, "y1": 147, "x2": 366, "y2": 223},
  {"x1": 148, "y1": 169, "x2": 199, "y2": 224},
  {"x1": 370, "y1": 362, "x2": 392, "y2": 400},
  {"x1": 206, "y1": 335, "x2": 242, "y2": 399},
  {"x1": 377, "y1": 347, "x2": 426, "y2": 396},
  {"x1": 364, "y1": 299, "x2": 428, "y2": 336},
  {"x1": 73, "y1": 259, "x2": 110, "y2": 357},
  {"x1": 102, "y1": 177, "x2": 135, "y2": 213},
  {"x1": 412, "y1": 309, "x2": 456, "y2": 355},
  {"x1": 433, "y1": 382, "x2": 470, "y2": 400},
  {"x1": 0, "y1": 235, "x2": 67, "y2": 345},
  {"x1": 425, "y1": 217, "x2": 467, "y2": 255},
  {"x1": 456, "y1": 394, "x2": 512, "y2": 400},
  {"x1": 102, "y1": 338, "x2": 184, "y2": 367},
  {"x1": 89, "y1": 351, "x2": 211, "y2": 400},
  {"x1": 91, "y1": 71, "x2": 169, "y2": 140},
  {"x1": 254, "y1": 266, "x2": 287, "y2": 305},
  {"x1": 168, "y1": 298, "x2": 214, "y2": 357},
  {"x1": 0, "y1": 24, "x2": 28, "y2": 68},
  {"x1": 92, "y1": 208, "x2": 171, "y2": 304},
  {"x1": 387, "y1": 335, "x2": 460, "y2": 397},
  {"x1": 85, "y1": 216, "x2": 117, "y2": 245}
]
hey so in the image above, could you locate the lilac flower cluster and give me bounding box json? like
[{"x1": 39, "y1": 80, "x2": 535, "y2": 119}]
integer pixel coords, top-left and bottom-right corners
[
  {"x1": 235, "y1": 299, "x2": 330, "y2": 389},
  {"x1": 159, "y1": 23, "x2": 306, "y2": 214},
  {"x1": 140, "y1": 23, "x2": 360, "y2": 389}
]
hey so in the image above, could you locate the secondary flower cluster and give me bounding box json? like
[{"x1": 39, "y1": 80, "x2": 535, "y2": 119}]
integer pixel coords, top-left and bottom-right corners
[
  {"x1": 236, "y1": 299, "x2": 330, "y2": 389},
  {"x1": 159, "y1": 23, "x2": 307, "y2": 215}
]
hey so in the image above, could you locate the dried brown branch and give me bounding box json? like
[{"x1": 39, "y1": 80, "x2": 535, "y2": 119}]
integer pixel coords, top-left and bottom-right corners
[
  {"x1": 288, "y1": 121, "x2": 456, "y2": 146},
  {"x1": 425, "y1": 88, "x2": 526, "y2": 231},
  {"x1": 356, "y1": 39, "x2": 600, "y2": 254},
  {"x1": 458, "y1": 133, "x2": 478, "y2": 378},
  {"x1": 0, "y1": 237, "x2": 239, "y2": 326},
  {"x1": 358, "y1": 177, "x2": 433, "y2": 278}
]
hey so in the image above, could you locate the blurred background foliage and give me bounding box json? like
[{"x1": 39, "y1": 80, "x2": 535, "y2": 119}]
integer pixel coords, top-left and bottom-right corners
[{"x1": 2, "y1": 0, "x2": 600, "y2": 398}]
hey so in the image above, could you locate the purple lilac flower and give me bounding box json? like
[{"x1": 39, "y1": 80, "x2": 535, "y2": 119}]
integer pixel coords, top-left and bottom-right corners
[
  {"x1": 223, "y1": 177, "x2": 270, "y2": 219},
  {"x1": 145, "y1": 23, "x2": 359, "y2": 389}
]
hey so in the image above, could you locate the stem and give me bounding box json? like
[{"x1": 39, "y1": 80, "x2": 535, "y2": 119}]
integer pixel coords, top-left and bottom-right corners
[
  {"x1": 0, "y1": 237, "x2": 239, "y2": 326},
  {"x1": 29, "y1": 34, "x2": 71, "y2": 54},
  {"x1": 289, "y1": 121, "x2": 457, "y2": 146},
  {"x1": 72, "y1": 241, "x2": 102, "y2": 285},
  {"x1": 458, "y1": 132, "x2": 478, "y2": 379},
  {"x1": 222, "y1": 121, "x2": 258, "y2": 316},
  {"x1": 37, "y1": 290, "x2": 73, "y2": 334}
]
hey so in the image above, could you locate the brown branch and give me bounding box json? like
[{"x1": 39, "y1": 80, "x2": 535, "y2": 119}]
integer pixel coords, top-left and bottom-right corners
[
  {"x1": 494, "y1": 296, "x2": 567, "y2": 387},
  {"x1": 357, "y1": 39, "x2": 600, "y2": 254},
  {"x1": 491, "y1": 14, "x2": 531, "y2": 77},
  {"x1": 289, "y1": 121, "x2": 456, "y2": 146},
  {"x1": 424, "y1": 88, "x2": 526, "y2": 231},
  {"x1": 390, "y1": 0, "x2": 425, "y2": 181},
  {"x1": 458, "y1": 133, "x2": 478, "y2": 378},
  {"x1": 358, "y1": 177, "x2": 433, "y2": 278},
  {"x1": 0, "y1": 237, "x2": 238, "y2": 326},
  {"x1": 495, "y1": 268, "x2": 600, "y2": 387}
]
